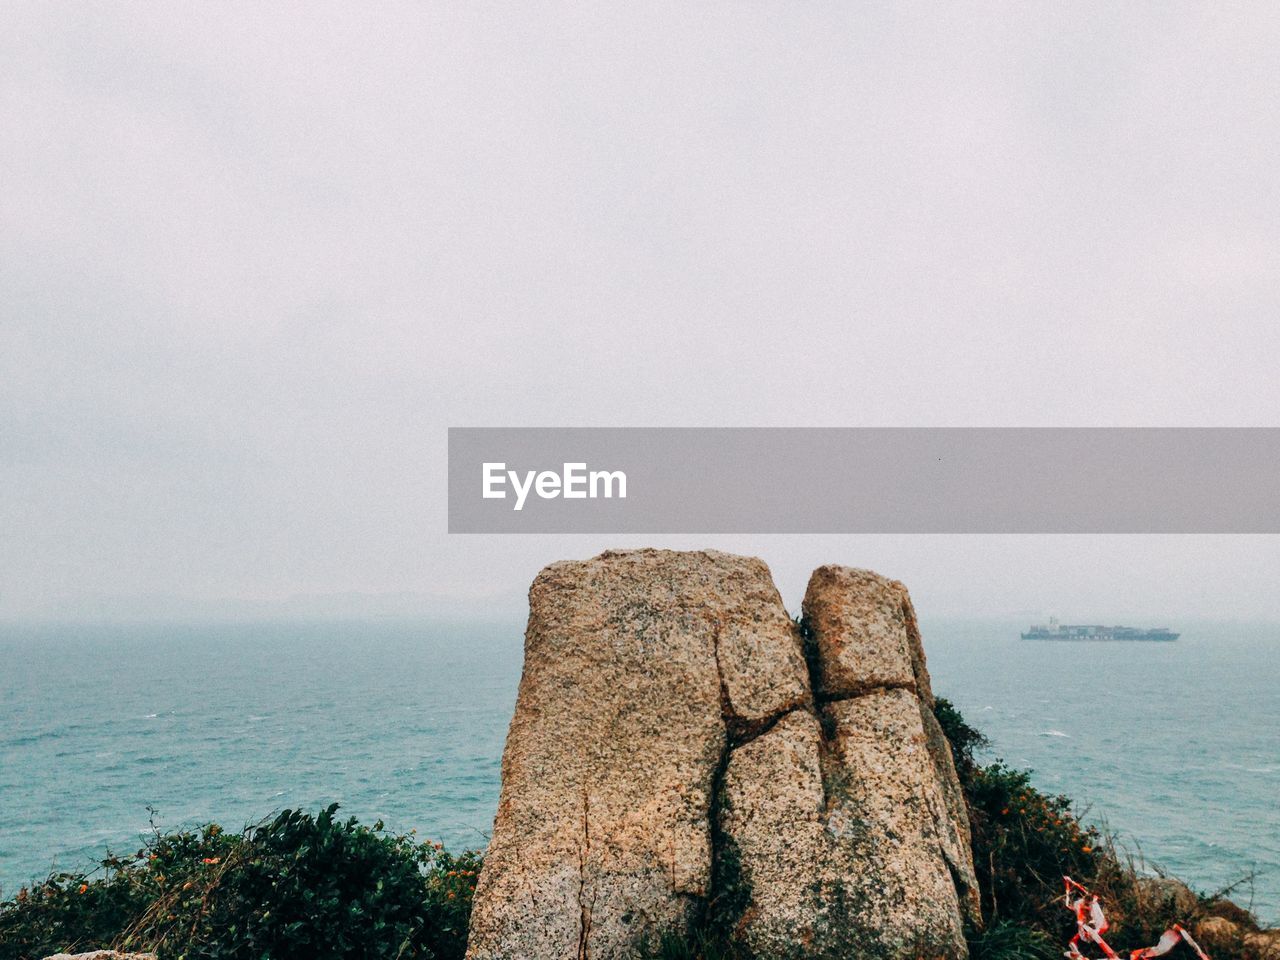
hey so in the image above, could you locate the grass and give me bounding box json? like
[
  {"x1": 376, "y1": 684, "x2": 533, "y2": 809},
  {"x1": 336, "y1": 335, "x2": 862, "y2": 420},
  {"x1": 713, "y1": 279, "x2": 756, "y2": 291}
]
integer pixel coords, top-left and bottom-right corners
[{"x1": 965, "y1": 921, "x2": 1059, "y2": 960}]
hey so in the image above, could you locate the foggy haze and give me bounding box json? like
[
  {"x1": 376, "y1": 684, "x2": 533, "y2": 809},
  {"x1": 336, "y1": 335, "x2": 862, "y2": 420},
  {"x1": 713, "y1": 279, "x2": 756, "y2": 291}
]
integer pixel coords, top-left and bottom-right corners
[{"x1": 4, "y1": 2, "x2": 1280, "y2": 622}]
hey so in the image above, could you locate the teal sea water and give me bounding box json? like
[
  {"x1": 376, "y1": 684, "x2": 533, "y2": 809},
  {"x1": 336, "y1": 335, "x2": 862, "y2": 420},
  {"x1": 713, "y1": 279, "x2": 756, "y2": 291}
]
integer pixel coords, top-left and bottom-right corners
[{"x1": 1, "y1": 619, "x2": 1277, "y2": 922}]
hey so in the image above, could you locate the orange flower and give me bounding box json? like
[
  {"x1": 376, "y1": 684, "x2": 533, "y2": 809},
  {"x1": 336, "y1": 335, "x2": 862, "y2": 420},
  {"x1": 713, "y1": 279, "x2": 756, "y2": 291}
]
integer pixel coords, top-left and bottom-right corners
[
  {"x1": 78, "y1": 884, "x2": 88, "y2": 894},
  {"x1": 1082, "y1": 846, "x2": 1093, "y2": 853},
  {"x1": 201, "y1": 857, "x2": 221, "y2": 865}
]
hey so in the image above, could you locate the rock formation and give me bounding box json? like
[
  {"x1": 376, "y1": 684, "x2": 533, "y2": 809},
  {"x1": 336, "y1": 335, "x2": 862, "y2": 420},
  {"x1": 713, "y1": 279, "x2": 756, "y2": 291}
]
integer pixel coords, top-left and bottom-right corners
[
  {"x1": 1195, "y1": 903, "x2": 1280, "y2": 960},
  {"x1": 465, "y1": 550, "x2": 807, "y2": 959},
  {"x1": 1134, "y1": 877, "x2": 1199, "y2": 923},
  {"x1": 466, "y1": 550, "x2": 978, "y2": 960},
  {"x1": 720, "y1": 566, "x2": 978, "y2": 959}
]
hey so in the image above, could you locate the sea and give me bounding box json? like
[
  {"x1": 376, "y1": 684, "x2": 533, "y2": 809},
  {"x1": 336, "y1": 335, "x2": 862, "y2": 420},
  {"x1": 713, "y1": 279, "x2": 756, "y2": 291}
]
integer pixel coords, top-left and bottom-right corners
[{"x1": 1, "y1": 618, "x2": 1277, "y2": 923}]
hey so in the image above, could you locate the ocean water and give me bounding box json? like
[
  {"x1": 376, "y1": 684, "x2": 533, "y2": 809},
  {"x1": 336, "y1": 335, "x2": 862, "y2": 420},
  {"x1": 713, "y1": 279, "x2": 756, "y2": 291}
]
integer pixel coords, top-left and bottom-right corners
[{"x1": 1, "y1": 618, "x2": 1277, "y2": 922}]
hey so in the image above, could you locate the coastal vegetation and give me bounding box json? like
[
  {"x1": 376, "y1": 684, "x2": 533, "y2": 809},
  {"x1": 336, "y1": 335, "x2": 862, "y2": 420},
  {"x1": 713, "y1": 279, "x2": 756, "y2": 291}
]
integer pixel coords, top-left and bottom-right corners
[
  {"x1": 0, "y1": 805, "x2": 479, "y2": 960},
  {"x1": 0, "y1": 702, "x2": 1264, "y2": 959},
  {"x1": 938, "y1": 697, "x2": 1261, "y2": 960}
]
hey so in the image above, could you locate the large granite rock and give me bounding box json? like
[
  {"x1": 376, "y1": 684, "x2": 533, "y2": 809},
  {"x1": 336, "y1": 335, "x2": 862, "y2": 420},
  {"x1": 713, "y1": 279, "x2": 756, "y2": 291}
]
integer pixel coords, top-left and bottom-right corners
[
  {"x1": 467, "y1": 552, "x2": 976, "y2": 960},
  {"x1": 721, "y1": 567, "x2": 975, "y2": 959},
  {"x1": 718, "y1": 710, "x2": 828, "y2": 951},
  {"x1": 803, "y1": 566, "x2": 979, "y2": 917},
  {"x1": 466, "y1": 549, "x2": 808, "y2": 960},
  {"x1": 819, "y1": 689, "x2": 967, "y2": 957},
  {"x1": 799, "y1": 565, "x2": 980, "y2": 924}
]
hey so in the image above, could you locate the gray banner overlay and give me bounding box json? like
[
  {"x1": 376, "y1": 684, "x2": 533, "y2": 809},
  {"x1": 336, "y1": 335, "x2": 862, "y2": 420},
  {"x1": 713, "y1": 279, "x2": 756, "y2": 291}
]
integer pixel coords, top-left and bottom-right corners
[{"x1": 448, "y1": 428, "x2": 1280, "y2": 533}]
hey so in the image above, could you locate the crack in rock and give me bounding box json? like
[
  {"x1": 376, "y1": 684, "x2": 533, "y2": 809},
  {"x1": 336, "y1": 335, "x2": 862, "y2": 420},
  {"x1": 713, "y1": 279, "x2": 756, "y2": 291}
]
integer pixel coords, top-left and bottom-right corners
[
  {"x1": 577, "y1": 788, "x2": 591, "y2": 960},
  {"x1": 466, "y1": 551, "x2": 977, "y2": 960}
]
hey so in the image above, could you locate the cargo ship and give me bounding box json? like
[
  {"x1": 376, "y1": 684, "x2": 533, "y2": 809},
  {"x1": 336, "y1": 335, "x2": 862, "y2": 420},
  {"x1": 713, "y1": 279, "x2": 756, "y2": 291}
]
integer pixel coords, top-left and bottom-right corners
[{"x1": 1021, "y1": 617, "x2": 1179, "y2": 641}]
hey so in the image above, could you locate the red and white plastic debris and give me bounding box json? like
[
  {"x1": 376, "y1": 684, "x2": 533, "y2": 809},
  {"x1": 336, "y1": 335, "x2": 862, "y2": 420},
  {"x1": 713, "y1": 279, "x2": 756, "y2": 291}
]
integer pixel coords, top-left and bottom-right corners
[{"x1": 1063, "y1": 876, "x2": 1211, "y2": 960}]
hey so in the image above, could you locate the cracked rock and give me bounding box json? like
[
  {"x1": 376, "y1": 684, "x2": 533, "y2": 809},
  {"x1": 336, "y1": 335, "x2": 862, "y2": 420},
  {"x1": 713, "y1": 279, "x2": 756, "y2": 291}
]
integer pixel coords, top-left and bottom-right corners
[
  {"x1": 718, "y1": 709, "x2": 830, "y2": 953},
  {"x1": 465, "y1": 549, "x2": 807, "y2": 960},
  {"x1": 716, "y1": 567, "x2": 978, "y2": 958},
  {"x1": 806, "y1": 565, "x2": 982, "y2": 926},
  {"x1": 467, "y1": 554, "x2": 978, "y2": 960}
]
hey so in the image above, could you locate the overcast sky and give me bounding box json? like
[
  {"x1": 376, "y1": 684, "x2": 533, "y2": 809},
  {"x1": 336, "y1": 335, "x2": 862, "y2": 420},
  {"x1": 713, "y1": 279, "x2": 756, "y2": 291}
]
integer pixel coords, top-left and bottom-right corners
[{"x1": 3, "y1": 2, "x2": 1280, "y2": 622}]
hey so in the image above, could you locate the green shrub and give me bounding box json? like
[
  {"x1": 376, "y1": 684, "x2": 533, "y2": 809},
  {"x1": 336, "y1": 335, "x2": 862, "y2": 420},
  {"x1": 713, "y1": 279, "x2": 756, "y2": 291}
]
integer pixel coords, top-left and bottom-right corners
[
  {"x1": 0, "y1": 805, "x2": 480, "y2": 960},
  {"x1": 934, "y1": 698, "x2": 1104, "y2": 931},
  {"x1": 965, "y1": 761, "x2": 1105, "y2": 930},
  {"x1": 932, "y1": 696, "x2": 986, "y2": 782}
]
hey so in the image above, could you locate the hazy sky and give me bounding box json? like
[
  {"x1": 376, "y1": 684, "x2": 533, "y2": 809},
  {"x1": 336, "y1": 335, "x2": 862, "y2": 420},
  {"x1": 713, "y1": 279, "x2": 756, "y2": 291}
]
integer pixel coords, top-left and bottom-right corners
[{"x1": 4, "y1": 2, "x2": 1280, "y2": 622}]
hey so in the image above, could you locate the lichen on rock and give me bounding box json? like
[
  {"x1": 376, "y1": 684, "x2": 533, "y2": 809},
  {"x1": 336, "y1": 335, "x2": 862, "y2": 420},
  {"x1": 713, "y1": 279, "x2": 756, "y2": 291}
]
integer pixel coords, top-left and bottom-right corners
[
  {"x1": 466, "y1": 551, "x2": 979, "y2": 960},
  {"x1": 465, "y1": 549, "x2": 808, "y2": 960},
  {"x1": 721, "y1": 566, "x2": 975, "y2": 959}
]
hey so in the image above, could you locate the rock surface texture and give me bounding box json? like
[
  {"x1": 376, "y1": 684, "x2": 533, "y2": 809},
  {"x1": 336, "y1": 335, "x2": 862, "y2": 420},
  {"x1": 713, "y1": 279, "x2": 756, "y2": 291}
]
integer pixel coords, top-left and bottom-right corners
[
  {"x1": 466, "y1": 551, "x2": 977, "y2": 960},
  {"x1": 1134, "y1": 876, "x2": 1199, "y2": 921}
]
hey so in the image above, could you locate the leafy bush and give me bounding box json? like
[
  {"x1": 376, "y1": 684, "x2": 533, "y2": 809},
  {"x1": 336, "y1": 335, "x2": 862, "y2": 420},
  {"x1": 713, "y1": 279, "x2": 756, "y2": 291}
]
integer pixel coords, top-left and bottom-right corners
[
  {"x1": 932, "y1": 696, "x2": 985, "y2": 782},
  {"x1": 0, "y1": 804, "x2": 479, "y2": 960},
  {"x1": 934, "y1": 698, "x2": 1104, "y2": 931},
  {"x1": 965, "y1": 762, "x2": 1105, "y2": 929}
]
